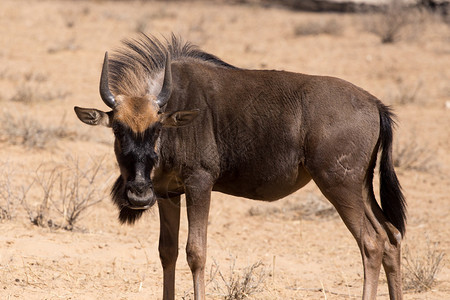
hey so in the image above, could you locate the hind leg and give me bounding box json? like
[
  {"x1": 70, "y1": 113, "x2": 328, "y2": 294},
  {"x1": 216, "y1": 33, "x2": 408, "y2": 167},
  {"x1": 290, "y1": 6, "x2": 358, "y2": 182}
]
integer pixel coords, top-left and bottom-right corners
[
  {"x1": 357, "y1": 190, "x2": 403, "y2": 299},
  {"x1": 316, "y1": 182, "x2": 387, "y2": 300},
  {"x1": 382, "y1": 222, "x2": 403, "y2": 299},
  {"x1": 312, "y1": 176, "x2": 403, "y2": 299},
  {"x1": 362, "y1": 198, "x2": 403, "y2": 299}
]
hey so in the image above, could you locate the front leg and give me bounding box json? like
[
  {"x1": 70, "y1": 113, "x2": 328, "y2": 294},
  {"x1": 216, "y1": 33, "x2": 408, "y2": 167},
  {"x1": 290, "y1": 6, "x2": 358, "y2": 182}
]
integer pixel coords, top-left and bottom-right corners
[
  {"x1": 158, "y1": 196, "x2": 181, "y2": 300},
  {"x1": 184, "y1": 172, "x2": 213, "y2": 300}
]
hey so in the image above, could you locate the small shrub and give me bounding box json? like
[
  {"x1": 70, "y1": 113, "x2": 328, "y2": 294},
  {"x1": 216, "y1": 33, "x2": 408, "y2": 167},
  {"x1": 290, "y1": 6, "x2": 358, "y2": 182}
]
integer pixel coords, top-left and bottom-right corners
[
  {"x1": 23, "y1": 156, "x2": 111, "y2": 230},
  {"x1": 47, "y1": 38, "x2": 79, "y2": 54},
  {"x1": 403, "y1": 243, "x2": 445, "y2": 292},
  {"x1": 23, "y1": 71, "x2": 48, "y2": 83},
  {"x1": 387, "y1": 78, "x2": 423, "y2": 105},
  {"x1": 0, "y1": 168, "x2": 14, "y2": 221},
  {"x1": 10, "y1": 84, "x2": 36, "y2": 103},
  {"x1": 8, "y1": 70, "x2": 70, "y2": 103},
  {"x1": 0, "y1": 163, "x2": 33, "y2": 221},
  {"x1": 0, "y1": 113, "x2": 76, "y2": 149},
  {"x1": 10, "y1": 82, "x2": 70, "y2": 103},
  {"x1": 211, "y1": 258, "x2": 268, "y2": 300},
  {"x1": 364, "y1": 0, "x2": 412, "y2": 43},
  {"x1": 393, "y1": 140, "x2": 437, "y2": 172},
  {"x1": 135, "y1": 18, "x2": 149, "y2": 33},
  {"x1": 294, "y1": 18, "x2": 342, "y2": 36}
]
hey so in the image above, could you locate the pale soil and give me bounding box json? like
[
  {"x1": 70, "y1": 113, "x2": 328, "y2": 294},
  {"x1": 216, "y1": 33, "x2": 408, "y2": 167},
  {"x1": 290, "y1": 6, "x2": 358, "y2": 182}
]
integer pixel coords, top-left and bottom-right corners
[{"x1": 0, "y1": 0, "x2": 449, "y2": 299}]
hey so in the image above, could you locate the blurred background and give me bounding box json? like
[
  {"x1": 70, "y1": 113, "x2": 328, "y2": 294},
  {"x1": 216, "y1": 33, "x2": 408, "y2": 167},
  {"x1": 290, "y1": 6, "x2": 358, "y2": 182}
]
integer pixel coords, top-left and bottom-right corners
[{"x1": 0, "y1": 0, "x2": 449, "y2": 299}]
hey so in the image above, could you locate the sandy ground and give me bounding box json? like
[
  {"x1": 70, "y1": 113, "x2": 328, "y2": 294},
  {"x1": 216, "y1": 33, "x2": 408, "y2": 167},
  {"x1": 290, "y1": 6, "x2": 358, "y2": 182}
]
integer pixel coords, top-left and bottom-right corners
[{"x1": 0, "y1": 0, "x2": 449, "y2": 299}]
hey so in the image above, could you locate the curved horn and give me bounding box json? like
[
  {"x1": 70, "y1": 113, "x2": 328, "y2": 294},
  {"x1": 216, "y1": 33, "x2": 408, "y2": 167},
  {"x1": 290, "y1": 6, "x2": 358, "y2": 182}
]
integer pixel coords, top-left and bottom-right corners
[
  {"x1": 99, "y1": 52, "x2": 116, "y2": 108},
  {"x1": 156, "y1": 51, "x2": 172, "y2": 108}
]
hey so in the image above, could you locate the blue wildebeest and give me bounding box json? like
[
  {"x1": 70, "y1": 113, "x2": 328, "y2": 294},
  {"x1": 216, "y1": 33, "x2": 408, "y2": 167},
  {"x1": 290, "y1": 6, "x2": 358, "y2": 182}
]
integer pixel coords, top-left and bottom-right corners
[{"x1": 74, "y1": 35, "x2": 406, "y2": 300}]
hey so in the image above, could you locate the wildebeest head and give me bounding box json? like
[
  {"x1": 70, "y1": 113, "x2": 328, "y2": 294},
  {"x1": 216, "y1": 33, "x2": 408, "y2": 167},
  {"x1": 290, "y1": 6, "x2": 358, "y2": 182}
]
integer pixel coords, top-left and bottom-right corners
[{"x1": 74, "y1": 52, "x2": 199, "y2": 223}]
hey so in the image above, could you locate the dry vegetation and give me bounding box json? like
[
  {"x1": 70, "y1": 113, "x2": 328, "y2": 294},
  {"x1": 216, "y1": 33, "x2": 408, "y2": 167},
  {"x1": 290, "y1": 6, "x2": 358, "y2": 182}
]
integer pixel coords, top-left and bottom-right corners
[
  {"x1": 293, "y1": 18, "x2": 343, "y2": 36},
  {"x1": 364, "y1": 0, "x2": 414, "y2": 43},
  {"x1": 22, "y1": 156, "x2": 112, "y2": 231},
  {"x1": 403, "y1": 242, "x2": 445, "y2": 292},
  {"x1": 363, "y1": 0, "x2": 449, "y2": 44},
  {"x1": 393, "y1": 139, "x2": 438, "y2": 173},
  {"x1": 0, "y1": 113, "x2": 76, "y2": 149},
  {"x1": 210, "y1": 259, "x2": 268, "y2": 300},
  {"x1": 0, "y1": 0, "x2": 449, "y2": 299},
  {"x1": 0, "y1": 164, "x2": 31, "y2": 222}
]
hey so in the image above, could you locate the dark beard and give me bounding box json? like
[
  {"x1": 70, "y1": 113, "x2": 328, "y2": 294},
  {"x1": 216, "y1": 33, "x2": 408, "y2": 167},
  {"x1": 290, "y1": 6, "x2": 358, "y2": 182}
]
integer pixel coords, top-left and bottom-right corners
[{"x1": 111, "y1": 176, "x2": 145, "y2": 224}]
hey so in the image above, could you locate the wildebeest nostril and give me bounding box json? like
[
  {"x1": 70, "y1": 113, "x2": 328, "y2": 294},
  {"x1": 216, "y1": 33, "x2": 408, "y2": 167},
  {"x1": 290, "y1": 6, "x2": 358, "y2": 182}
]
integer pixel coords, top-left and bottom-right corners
[
  {"x1": 128, "y1": 181, "x2": 149, "y2": 196},
  {"x1": 126, "y1": 188, "x2": 155, "y2": 210}
]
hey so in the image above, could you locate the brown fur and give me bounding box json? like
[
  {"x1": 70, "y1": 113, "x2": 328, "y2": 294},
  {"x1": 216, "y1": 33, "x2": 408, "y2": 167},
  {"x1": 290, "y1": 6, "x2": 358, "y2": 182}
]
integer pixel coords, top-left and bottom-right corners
[{"x1": 114, "y1": 95, "x2": 159, "y2": 134}]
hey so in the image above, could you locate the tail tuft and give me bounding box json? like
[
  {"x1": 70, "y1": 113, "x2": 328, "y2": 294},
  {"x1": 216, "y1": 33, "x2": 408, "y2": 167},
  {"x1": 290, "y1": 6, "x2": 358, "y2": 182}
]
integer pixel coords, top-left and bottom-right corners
[{"x1": 378, "y1": 103, "x2": 407, "y2": 236}]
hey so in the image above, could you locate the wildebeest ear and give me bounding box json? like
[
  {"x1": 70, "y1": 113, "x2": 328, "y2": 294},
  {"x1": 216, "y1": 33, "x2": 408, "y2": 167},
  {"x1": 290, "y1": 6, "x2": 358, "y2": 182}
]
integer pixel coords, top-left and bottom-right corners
[
  {"x1": 160, "y1": 109, "x2": 200, "y2": 127},
  {"x1": 74, "y1": 106, "x2": 112, "y2": 127}
]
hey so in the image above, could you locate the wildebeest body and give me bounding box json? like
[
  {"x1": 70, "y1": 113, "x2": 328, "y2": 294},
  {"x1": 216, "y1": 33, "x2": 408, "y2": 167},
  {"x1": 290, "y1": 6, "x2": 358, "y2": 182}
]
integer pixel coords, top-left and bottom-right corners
[
  {"x1": 157, "y1": 62, "x2": 378, "y2": 202},
  {"x1": 74, "y1": 35, "x2": 406, "y2": 300}
]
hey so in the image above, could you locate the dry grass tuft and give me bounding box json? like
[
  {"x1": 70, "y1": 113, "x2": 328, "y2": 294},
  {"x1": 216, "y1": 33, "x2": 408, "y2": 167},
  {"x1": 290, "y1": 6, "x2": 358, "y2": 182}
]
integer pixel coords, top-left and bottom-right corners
[
  {"x1": 211, "y1": 258, "x2": 268, "y2": 300},
  {"x1": 364, "y1": 0, "x2": 415, "y2": 43},
  {"x1": 0, "y1": 163, "x2": 33, "y2": 221},
  {"x1": 386, "y1": 78, "x2": 423, "y2": 105},
  {"x1": 134, "y1": 8, "x2": 177, "y2": 33},
  {"x1": 47, "y1": 38, "x2": 80, "y2": 54},
  {"x1": 294, "y1": 18, "x2": 343, "y2": 36},
  {"x1": 0, "y1": 113, "x2": 76, "y2": 149},
  {"x1": 22, "y1": 156, "x2": 111, "y2": 230},
  {"x1": 0, "y1": 164, "x2": 15, "y2": 221},
  {"x1": 393, "y1": 140, "x2": 438, "y2": 173},
  {"x1": 403, "y1": 242, "x2": 445, "y2": 292},
  {"x1": 10, "y1": 82, "x2": 70, "y2": 103},
  {"x1": 8, "y1": 70, "x2": 69, "y2": 103}
]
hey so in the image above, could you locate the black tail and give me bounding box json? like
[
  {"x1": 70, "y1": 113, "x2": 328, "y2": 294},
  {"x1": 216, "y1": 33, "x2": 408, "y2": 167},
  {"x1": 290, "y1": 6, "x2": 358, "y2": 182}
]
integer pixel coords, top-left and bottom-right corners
[{"x1": 377, "y1": 103, "x2": 407, "y2": 236}]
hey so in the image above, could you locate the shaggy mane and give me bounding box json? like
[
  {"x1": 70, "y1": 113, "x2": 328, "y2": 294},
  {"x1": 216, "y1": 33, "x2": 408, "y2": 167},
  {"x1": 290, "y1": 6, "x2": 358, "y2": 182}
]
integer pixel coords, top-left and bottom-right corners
[{"x1": 108, "y1": 34, "x2": 236, "y2": 97}]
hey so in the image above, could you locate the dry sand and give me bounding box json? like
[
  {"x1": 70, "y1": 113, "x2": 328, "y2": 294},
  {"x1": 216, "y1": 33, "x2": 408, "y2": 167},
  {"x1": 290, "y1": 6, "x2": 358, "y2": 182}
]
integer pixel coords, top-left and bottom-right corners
[{"x1": 0, "y1": 0, "x2": 449, "y2": 299}]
